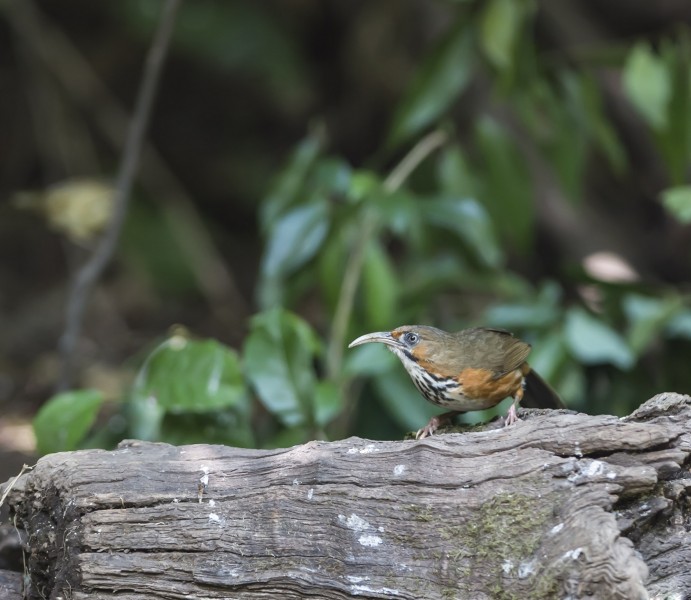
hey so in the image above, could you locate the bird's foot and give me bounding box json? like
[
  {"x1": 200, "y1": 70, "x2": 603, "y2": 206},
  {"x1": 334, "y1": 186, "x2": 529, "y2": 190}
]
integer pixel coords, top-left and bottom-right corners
[
  {"x1": 503, "y1": 403, "x2": 521, "y2": 427},
  {"x1": 415, "y1": 412, "x2": 458, "y2": 439}
]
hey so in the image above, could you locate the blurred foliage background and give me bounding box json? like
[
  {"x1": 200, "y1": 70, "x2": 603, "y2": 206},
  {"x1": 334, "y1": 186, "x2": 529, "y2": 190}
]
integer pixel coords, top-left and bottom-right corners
[{"x1": 1, "y1": 0, "x2": 691, "y2": 468}]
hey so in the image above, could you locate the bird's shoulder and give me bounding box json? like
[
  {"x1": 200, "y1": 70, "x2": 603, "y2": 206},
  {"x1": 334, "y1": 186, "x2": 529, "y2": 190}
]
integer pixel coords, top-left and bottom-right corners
[{"x1": 449, "y1": 327, "x2": 531, "y2": 376}]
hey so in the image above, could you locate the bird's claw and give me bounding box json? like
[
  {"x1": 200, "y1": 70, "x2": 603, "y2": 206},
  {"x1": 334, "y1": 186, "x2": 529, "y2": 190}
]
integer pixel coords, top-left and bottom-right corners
[
  {"x1": 503, "y1": 403, "x2": 521, "y2": 427},
  {"x1": 415, "y1": 412, "x2": 457, "y2": 439}
]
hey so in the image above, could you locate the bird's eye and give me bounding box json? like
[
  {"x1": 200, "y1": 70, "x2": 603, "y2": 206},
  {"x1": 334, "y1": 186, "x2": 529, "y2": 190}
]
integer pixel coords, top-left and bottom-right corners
[{"x1": 404, "y1": 332, "x2": 419, "y2": 345}]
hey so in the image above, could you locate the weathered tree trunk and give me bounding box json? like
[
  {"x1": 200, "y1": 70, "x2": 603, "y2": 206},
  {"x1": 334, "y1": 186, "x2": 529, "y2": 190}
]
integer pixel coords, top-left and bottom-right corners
[{"x1": 1, "y1": 393, "x2": 690, "y2": 599}]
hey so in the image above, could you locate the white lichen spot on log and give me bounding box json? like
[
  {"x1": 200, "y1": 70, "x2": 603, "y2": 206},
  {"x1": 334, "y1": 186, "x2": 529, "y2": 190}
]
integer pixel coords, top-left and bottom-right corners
[
  {"x1": 550, "y1": 523, "x2": 564, "y2": 535},
  {"x1": 502, "y1": 559, "x2": 514, "y2": 574},
  {"x1": 393, "y1": 464, "x2": 406, "y2": 476},
  {"x1": 307, "y1": 488, "x2": 314, "y2": 500},
  {"x1": 358, "y1": 534, "x2": 383, "y2": 547},
  {"x1": 518, "y1": 559, "x2": 537, "y2": 579},
  {"x1": 339, "y1": 513, "x2": 371, "y2": 531},
  {"x1": 348, "y1": 444, "x2": 379, "y2": 454},
  {"x1": 562, "y1": 548, "x2": 584, "y2": 561},
  {"x1": 208, "y1": 513, "x2": 224, "y2": 527}
]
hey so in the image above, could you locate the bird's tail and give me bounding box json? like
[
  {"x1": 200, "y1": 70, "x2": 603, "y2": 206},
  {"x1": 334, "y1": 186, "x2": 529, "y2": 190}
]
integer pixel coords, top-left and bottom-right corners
[{"x1": 522, "y1": 368, "x2": 565, "y2": 409}]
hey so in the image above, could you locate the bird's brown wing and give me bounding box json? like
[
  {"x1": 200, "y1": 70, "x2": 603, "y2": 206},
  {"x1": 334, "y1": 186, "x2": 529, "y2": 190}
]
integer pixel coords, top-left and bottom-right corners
[{"x1": 451, "y1": 328, "x2": 531, "y2": 377}]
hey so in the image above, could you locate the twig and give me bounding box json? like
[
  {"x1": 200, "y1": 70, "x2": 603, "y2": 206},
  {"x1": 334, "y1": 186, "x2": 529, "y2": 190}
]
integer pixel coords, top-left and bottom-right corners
[
  {"x1": 56, "y1": 0, "x2": 181, "y2": 390},
  {"x1": 0, "y1": 463, "x2": 34, "y2": 509},
  {"x1": 326, "y1": 129, "x2": 448, "y2": 379},
  {"x1": 6, "y1": 0, "x2": 249, "y2": 336}
]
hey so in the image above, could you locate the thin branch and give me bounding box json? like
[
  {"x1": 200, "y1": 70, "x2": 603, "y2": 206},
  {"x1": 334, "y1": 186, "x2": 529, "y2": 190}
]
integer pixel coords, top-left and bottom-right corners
[
  {"x1": 0, "y1": 463, "x2": 34, "y2": 509},
  {"x1": 326, "y1": 129, "x2": 448, "y2": 379},
  {"x1": 57, "y1": 0, "x2": 182, "y2": 391},
  {"x1": 6, "y1": 0, "x2": 249, "y2": 334}
]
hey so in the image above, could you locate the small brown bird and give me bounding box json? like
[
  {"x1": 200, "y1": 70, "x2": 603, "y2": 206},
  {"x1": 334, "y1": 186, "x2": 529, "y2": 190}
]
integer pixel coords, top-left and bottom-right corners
[{"x1": 348, "y1": 325, "x2": 564, "y2": 439}]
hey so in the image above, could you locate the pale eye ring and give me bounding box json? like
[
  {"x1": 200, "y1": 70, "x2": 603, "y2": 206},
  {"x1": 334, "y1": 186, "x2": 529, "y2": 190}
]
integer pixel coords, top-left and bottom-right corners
[{"x1": 404, "y1": 332, "x2": 419, "y2": 345}]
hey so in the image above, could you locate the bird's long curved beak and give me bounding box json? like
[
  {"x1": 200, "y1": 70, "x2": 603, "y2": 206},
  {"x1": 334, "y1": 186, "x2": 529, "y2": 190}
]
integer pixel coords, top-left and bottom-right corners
[{"x1": 348, "y1": 331, "x2": 400, "y2": 349}]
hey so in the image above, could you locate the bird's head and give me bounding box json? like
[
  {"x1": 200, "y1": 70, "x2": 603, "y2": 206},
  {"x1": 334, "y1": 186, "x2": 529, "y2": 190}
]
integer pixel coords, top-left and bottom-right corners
[{"x1": 348, "y1": 325, "x2": 448, "y2": 366}]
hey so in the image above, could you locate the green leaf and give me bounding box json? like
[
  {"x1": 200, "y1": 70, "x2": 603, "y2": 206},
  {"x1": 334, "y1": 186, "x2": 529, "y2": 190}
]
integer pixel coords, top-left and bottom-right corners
[
  {"x1": 657, "y1": 35, "x2": 691, "y2": 183},
  {"x1": 480, "y1": 0, "x2": 523, "y2": 70},
  {"x1": 623, "y1": 42, "x2": 671, "y2": 130},
  {"x1": 347, "y1": 170, "x2": 383, "y2": 204},
  {"x1": 387, "y1": 22, "x2": 473, "y2": 148},
  {"x1": 666, "y1": 310, "x2": 691, "y2": 339},
  {"x1": 259, "y1": 200, "x2": 330, "y2": 307},
  {"x1": 313, "y1": 380, "x2": 342, "y2": 428},
  {"x1": 132, "y1": 337, "x2": 247, "y2": 413},
  {"x1": 318, "y1": 230, "x2": 349, "y2": 311},
  {"x1": 526, "y1": 332, "x2": 567, "y2": 381},
  {"x1": 244, "y1": 308, "x2": 320, "y2": 427},
  {"x1": 260, "y1": 133, "x2": 322, "y2": 231},
  {"x1": 565, "y1": 307, "x2": 635, "y2": 370},
  {"x1": 262, "y1": 201, "x2": 330, "y2": 278},
  {"x1": 362, "y1": 240, "x2": 398, "y2": 330},
  {"x1": 419, "y1": 196, "x2": 503, "y2": 268},
  {"x1": 580, "y1": 73, "x2": 628, "y2": 175},
  {"x1": 661, "y1": 186, "x2": 691, "y2": 224},
  {"x1": 33, "y1": 389, "x2": 104, "y2": 455},
  {"x1": 474, "y1": 117, "x2": 534, "y2": 251},
  {"x1": 623, "y1": 294, "x2": 682, "y2": 354},
  {"x1": 437, "y1": 144, "x2": 477, "y2": 198},
  {"x1": 484, "y1": 282, "x2": 562, "y2": 329}
]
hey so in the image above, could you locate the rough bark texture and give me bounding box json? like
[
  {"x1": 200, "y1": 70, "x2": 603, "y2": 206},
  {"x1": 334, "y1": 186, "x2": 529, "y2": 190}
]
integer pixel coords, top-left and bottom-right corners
[{"x1": 1, "y1": 393, "x2": 690, "y2": 600}]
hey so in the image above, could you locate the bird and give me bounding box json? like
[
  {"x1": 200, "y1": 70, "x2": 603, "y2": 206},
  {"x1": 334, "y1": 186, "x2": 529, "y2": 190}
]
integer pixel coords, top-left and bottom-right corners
[{"x1": 348, "y1": 325, "x2": 564, "y2": 439}]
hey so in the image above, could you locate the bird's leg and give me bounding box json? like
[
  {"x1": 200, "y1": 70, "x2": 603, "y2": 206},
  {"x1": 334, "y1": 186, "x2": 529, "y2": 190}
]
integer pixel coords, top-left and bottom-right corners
[
  {"x1": 415, "y1": 411, "x2": 460, "y2": 439},
  {"x1": 504, "y1": 386, "x2": 525, "y2": 427}
]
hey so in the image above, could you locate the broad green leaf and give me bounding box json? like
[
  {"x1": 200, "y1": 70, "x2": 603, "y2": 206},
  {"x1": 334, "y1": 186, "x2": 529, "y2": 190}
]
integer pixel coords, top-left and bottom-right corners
[
  {"x1": 311, "y1": 158, "x2": 353, "y2": 198},
  {"x1": 661, "y1": 186, "x2": 691, "y2": 224},
  {"x1": 372, "y1": 189, "x2": 421, "y2": 240},
  {"x1": 565, "y1": 308, "x2": 635, "y2": 370},
  {"x1": 347, "y1": 170, "x2": 382, "y2": 204},
  {"x1": 666, "y1": 310, "x2": 691, "y2": 339},
  {"x1": 657, "y1": 35, "x2": 691, "y2": 183},
  {"x1": 244, "y1": 308, "x2": 319, "y2": 427},
  {"x1": 419, "y1": 196, "x2": 503, "y2": 268},
  {"x1": 259, "y1": 199, "x2": 330, "y2": 307},
  {"x1": 526, "y1": 332, "x2": 567, "y2": 381},
  {"x1": 484, "y1": 282, "x2": 561, "y2": 329},
  {"x1": 387, "y1": 22, "x2": 473, "y2": 148},
  {"x1": 480, "y1": 0, "x2": 523, "y2": 70},
  {"x1": 623, "y1": 42, "x2": 671, "y2": 130},
  {"x1": 437, "y1": 144, "x2": 477, "y2": 198},
  {"x1": 623, "y1": 294, "x2": 682, "y2": 354},
  {"x1": 362, "y1": 240, "x2": 398, "y2": 330},
  {"x1": 262, "y1": 200, "x2": 330, "y2": 278},
  {"x1": 313, "y1": 380, "x2": 342, "y2": 427},
  {"x1": 132, "y1": 337, "x2": 247, "y2": 413},
  {"x1": 474, "y1": 117, "x2": 534, "y2": 251},
  {"x1": 260, "y1": 133, "x2": 322, "y2": 230},
  {"x1": 580, "y1": 73, "x2": 628, "y2": 175},
  {"x1": 127, "y1": 392, "x2": 166, "y2": 442},
  {"x1": 318, "y1": 231, "x2": 349, "y2": 311},
  {"x1": 34, "y1": 389, "x2": 104, "y2": 455},
  {"x1": 400, "y1": 253, "x2": 468, "y2": 300}
]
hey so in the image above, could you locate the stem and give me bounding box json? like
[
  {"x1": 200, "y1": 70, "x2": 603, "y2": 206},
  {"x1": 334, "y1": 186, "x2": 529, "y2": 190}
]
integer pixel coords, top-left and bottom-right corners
[
  {"x1": 326, "y1": 129, "x2": 448, "y2": 379},
  {"x1": 57, "y1": 0, "x2": 181, "y2": 391}
]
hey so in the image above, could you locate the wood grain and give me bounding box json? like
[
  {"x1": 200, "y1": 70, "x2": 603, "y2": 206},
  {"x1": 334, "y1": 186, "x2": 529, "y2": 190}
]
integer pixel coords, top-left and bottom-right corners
[{"x1": 2, "y1": 393, "x2": 690, "y2": 599}]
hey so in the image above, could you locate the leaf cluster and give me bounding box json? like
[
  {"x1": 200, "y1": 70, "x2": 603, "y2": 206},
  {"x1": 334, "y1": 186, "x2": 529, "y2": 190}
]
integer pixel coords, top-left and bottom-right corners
[{"x1": 33, "y1": 2, "x2": 691, "y2": 452}]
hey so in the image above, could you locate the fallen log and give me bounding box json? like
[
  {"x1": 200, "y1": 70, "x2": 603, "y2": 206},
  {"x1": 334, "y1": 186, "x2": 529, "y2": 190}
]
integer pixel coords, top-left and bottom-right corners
[{"x1": 1, "y1": 393, "x2": 690, "y2": 599}]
